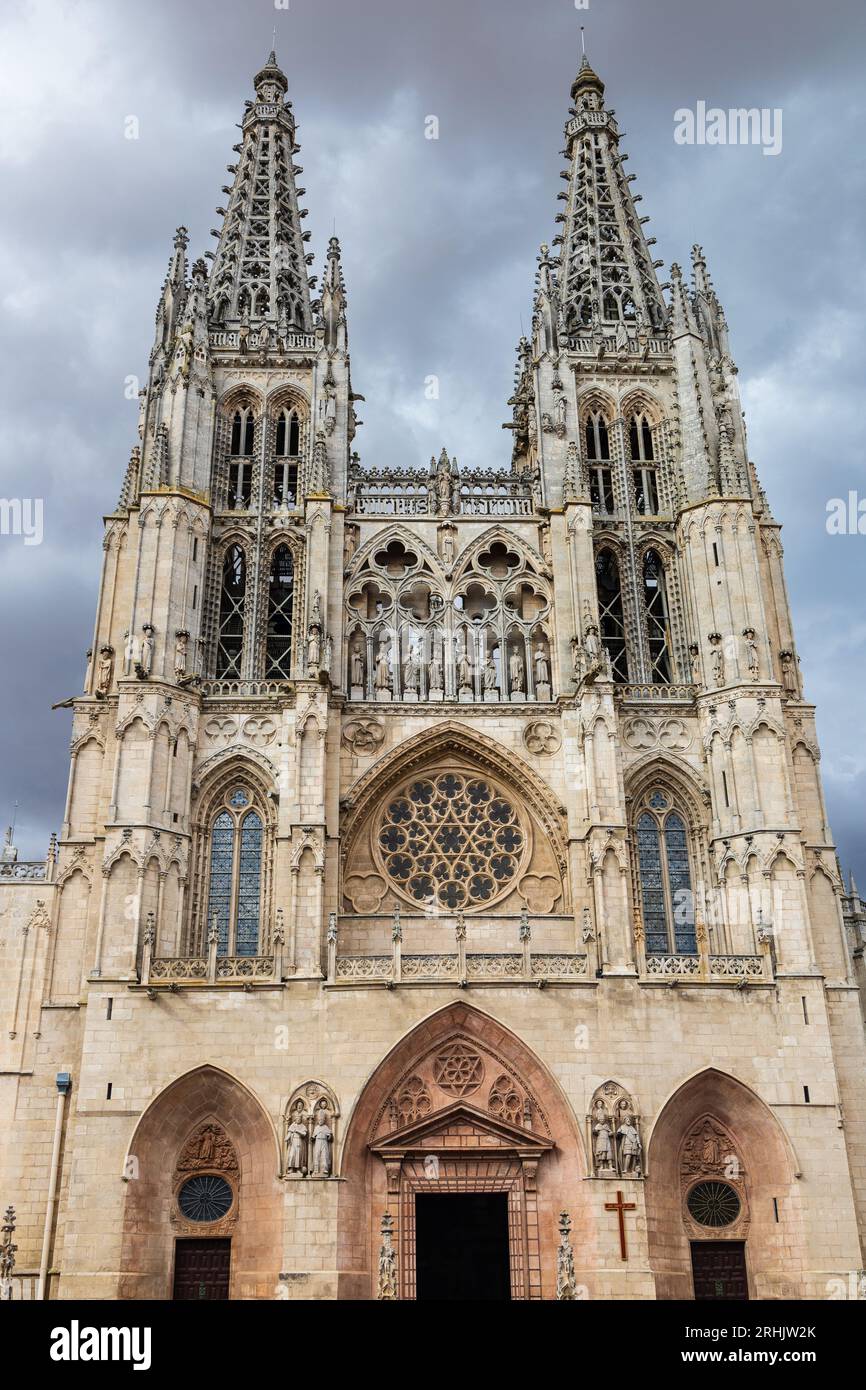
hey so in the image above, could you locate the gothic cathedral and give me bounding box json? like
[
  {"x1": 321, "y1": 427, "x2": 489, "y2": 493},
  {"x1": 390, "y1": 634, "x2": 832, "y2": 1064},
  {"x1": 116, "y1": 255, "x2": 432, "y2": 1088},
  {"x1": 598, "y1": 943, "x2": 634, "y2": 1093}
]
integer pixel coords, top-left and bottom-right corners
[{"x1": 1, "y1": 50, "x2": 865, "y2": 1302}]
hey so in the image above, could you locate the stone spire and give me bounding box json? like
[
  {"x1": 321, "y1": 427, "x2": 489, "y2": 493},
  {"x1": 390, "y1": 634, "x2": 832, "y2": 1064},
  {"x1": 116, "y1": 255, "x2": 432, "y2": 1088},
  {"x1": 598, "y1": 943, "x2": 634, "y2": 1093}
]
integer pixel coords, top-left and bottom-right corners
[
  {"x1": 150, "y1": 226, "x2": 189, "y2": 378},
  {"x1": 552, "y1": 52, "x2": 667, "y2": 336},
  {"x1": 320, "y1": 235, "x2": 348, "y2": 352},
  {"x1": 206, "y1": 50, "x2": 314, "y2": 331}
]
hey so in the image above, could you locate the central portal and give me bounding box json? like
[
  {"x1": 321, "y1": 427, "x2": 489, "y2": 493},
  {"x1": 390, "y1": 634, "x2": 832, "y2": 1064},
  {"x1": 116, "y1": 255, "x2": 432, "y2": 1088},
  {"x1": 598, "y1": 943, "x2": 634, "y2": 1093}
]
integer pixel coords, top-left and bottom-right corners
[{"x1": 415, "y1": 1193, "x2": 511, "y2": 1301}]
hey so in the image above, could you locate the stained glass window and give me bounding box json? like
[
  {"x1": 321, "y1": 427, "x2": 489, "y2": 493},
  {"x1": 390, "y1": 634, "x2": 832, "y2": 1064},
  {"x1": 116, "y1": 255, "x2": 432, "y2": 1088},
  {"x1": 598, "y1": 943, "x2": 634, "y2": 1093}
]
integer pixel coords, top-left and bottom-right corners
[
  {"x1": 687, "y1": 1181, "x2": 740, "y2": 1228},
  {"x1": 208, "y1": 812, "x2": 234, "y2": 953},
  {"x1": 636, "y1": 795, "x2": 695, "y2": 954},
  {"x1": 205, "y1": 792, "x2": 263, "y2": 955},
  {"x1": 637, "y1": 813, "x2": 668, "y2": 953},
  {"x1": 178, "y1": 1174, "x2": 234, "y2": 1223},
  {"x1": 236, "y1": 812, "x2": 263, "y2": 956}
]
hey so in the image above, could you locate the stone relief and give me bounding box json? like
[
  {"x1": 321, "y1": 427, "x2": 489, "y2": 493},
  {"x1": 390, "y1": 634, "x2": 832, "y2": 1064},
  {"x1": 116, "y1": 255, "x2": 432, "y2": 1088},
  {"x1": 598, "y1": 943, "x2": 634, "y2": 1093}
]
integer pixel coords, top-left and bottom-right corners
[
  {"x1": 622, "y1": 716, "x2": 692, "y2": 752},
  {"x1": 342, "y1": 716, "x2": 386, "y2": 754},
  {"x1": 523, "y1": 719, "x2": 562, "y2": 755},
  {"x1": 283, "y1": 1082, "x2": 340, "y2": 1179},
  {"x1": 587, "y1": 1081, "x2": 643, "y2": 1178}
]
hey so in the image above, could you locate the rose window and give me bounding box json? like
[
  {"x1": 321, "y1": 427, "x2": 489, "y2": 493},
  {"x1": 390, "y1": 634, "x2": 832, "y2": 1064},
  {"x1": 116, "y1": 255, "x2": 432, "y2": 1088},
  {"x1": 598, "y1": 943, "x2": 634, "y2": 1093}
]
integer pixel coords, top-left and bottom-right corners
[
  {"x1": 375, "y1": 772, "x2": 530, "y2": 911},
  {"x1": 686, "y1": 1181, "x2": 741, "y2": 1228}
]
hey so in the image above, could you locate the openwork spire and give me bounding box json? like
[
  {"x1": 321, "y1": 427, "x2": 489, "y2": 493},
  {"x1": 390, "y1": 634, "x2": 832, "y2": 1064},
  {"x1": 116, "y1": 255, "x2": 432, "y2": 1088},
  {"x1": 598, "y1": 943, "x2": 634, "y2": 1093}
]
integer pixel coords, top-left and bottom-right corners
[
  {"x1": 553, "y1": 52, "x2": 667, "y2": 335},
  {"x1": 207, "y1": 50, "x2": 313, "y2": 331}
]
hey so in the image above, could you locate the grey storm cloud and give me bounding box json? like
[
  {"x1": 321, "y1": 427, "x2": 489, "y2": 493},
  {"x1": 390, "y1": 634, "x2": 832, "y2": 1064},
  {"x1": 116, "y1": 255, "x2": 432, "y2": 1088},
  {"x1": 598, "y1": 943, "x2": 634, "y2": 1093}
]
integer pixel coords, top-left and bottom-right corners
[{"x1": 0, "y1": 0, "x2": 864, "y2": 884}]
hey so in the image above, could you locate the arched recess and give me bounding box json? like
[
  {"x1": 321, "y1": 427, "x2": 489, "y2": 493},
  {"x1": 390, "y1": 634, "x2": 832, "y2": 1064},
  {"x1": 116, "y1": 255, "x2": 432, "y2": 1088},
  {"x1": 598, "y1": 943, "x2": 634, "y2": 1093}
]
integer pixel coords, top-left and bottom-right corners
[
  {"x1": 186, "y1": 756, "x2": 276, "y2": 955},
  {"x1": 335, "y1": 1002, "x2": 586, "y2": 1300},
  {"x1": 645, "y1": 1068, "x2": 803, "y2": 1300},
  {"x1": 340, "y1": 720, "x2": 569, "y2": 918},
  {"x1": 119, "y1": 1064, "x2": 281, "y2": 1300},
  {"x1": 624, "y1": 755, "x2": 713, "y2": 954}
]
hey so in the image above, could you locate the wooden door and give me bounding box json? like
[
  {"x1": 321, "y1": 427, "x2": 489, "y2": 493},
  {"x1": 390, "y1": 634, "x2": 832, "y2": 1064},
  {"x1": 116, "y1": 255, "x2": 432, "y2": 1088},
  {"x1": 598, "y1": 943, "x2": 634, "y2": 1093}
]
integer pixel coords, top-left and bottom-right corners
[
  {"x1": 691, "y1": 1241, "x2": 748, "y2": 1300},
  {"x1": 172, "y1": 1239, "x2": 231, "y2": 1300}
]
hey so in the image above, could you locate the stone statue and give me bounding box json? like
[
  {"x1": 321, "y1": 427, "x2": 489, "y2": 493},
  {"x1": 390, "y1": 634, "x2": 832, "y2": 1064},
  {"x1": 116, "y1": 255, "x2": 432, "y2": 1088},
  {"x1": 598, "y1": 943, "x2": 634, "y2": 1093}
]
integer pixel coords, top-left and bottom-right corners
[
  {"x1": 533, "y1": 644, "x2": 550, "y2": 687},
  {"x1": 286, "y1": 1103, "x2": 308, "y2": 1175},
  {"x1": 440, "y1": 528, "x2": 455, "y2": 567},
  {"x1": 96, "y1": 645, "x2": 114, "y2": 696},
  {"x1": 592, "y1": 1104, "x2": 613, "y2": 1171},
  {"x1": 138, "y1": 625, "x2": 154, "y2": 677},
  {"x1": 402, "y1": 642, "x2": 420, "y2": 693},
  {"x1": 743, "y1": 629, "x2": 759, "y2": 680},
  {"x1": 689, "y1": 642, "x2": 702, "y2": 687},
  {"x1": 584, "y1": 624, "x2": 601, "y2": 664},
  {"x1": 311, "y1": 1109, "x2": 333, "y2": 1177},
  {"x1": 780, "y1": 649, "x2": 798, "y2": 696},
  {"x1": 711, "y1": 644, "x2": 725, "y2": 687},
  {"x1": 483, "y1": 654, "x2": 498, "y2": 692},
  {"x1": 174, "y1": 630, "x2": 188, "y2": 679},
  {"x1": 307, "y1": 625, "x2": 321, "y2": 673},
  {"x1": 374, "y1": 638, "x2": 392, "y2": 692},
  {"x1": 457, "y1": 639, "x2": 473, "y2": 690},
  {"x1": 429, "y1": 642, "x2": 444, "y2": 693},
  {"x1": 350, "y1": 642, "x2": 365, "y2": 688},
  {"x1": 617, "y1": 1117, "x2": 642, "y2": 1175},
  {"x1": 509, "y1": 646, "x2": 524, "y2": 694}
]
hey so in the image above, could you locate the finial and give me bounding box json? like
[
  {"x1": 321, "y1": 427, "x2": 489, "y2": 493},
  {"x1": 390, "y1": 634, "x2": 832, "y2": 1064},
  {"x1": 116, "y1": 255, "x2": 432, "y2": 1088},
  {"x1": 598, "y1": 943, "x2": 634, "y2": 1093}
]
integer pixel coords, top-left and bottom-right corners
[{"x1": 580, "y1": 25, "x2": 586, "y2": 58}]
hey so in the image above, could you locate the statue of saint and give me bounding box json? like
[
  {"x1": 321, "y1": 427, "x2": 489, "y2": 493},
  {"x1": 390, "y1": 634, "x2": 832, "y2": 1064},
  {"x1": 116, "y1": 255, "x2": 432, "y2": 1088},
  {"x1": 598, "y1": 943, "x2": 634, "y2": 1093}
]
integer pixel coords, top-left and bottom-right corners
[
  {"x1": 311, "y1": 1109, "x2": 333, "y2": 1177},
  {"x1": 97, "y1": 646, "x2": 114, "y2": 695},
  {"x1": 592, "y1": 1104, "x2": 613, "y2": 1170},
  {"x1": 457, "y1": 641, "x2": 473, "y2": 690},
  {"x1": 138, "y1": 625, "x2": 154, "y2": 677},
  {"x1": 429, "y1": 642, "x2": 443, "y2": 692},
  {"x1": 350, "y1": 642, "x2": 365, "y2": 688},
  {"x1": 174, "y1": 630, "x2": 188, "y2": 679},
  {"x1": 534, "y1": 644, "x2": 550, "y2": 686},
  {"x1": 617, "y1": 1117, "x2": 642, "y2": 1175},
  {"x1": 402, "y1": 642, "x2": 420, "y2": 693},
  {"x1": 285, "y1": 1104, "x2": 308, "y2": 1175},
  {"x1": 744, "y1": 629, "x2": 759, "y2": 680},
  {"x1": 508, "y1": 646, "x2": 524, "y2": 693},
  {"x1": 584, "y1": 624, "x2": 601, "y2": 663},
  {"x1": 307, "y1": 625, "x2": 321, "y2": 672},
  {"x1": 374, "y1": 638, "x2": 391, "y2": 691},
  {"x1": 483, "y1": 654, "x2": 498, "y2": 692}
]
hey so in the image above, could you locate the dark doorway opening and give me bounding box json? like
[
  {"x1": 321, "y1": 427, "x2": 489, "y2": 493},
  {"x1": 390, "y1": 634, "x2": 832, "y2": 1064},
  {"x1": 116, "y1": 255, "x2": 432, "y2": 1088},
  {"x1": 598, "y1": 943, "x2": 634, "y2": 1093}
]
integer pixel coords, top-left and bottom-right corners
[
  {"x1": 415, "y1": 1193, "x2": 511, "y2": 1301},
  {"x1": 691, "y1": 1240, "x2": 748, "y2": 1300},
  {"x1": 172, "y1": 1238, "x2": 231, "y2": 1300}
]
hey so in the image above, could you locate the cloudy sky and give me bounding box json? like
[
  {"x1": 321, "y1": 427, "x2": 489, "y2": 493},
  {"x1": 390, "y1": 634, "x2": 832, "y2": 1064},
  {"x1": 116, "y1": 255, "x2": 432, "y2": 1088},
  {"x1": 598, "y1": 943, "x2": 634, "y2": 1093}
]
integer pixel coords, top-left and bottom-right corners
[{"x1": 0, "y1": 0, "x2": 864, "y2": 885}]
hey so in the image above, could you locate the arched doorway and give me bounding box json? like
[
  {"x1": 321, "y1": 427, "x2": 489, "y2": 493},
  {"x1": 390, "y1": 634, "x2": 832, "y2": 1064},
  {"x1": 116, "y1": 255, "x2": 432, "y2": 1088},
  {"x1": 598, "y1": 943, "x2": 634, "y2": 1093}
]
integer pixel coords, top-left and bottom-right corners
[
  {"x1": 336, "y1": 1003, "x2": 585, "y2": 1300},
  {"x1": 645, "y1": 1068, "x2": 802, "y2": 1300},
  {"x1": 119, "y1": 1065, "x2": 282, "y2": 1300}
]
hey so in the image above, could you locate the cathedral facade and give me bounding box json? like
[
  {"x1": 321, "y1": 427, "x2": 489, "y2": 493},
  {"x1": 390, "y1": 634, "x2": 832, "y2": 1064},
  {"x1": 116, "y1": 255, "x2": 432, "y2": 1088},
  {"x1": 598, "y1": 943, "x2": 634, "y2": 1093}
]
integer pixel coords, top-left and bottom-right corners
[{"x1": 1, "y1": 50, "x2": 865, "y2": 1302}]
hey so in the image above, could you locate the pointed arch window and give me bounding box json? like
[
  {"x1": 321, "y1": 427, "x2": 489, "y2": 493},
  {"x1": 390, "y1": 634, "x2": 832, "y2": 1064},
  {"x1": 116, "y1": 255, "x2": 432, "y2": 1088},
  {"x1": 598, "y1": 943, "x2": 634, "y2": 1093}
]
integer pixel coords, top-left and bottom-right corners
[
  {"x1": 642, "y1": 549, "x2": 672, "y2": 683},
  {"x1": 629, "y1": 412, "x2": 659, "y2": 514},
  {"x1": 585, "y1": 411, "x2": 614, "y2": 514},
  {"x1": 216, "y1": 545, "x2": 246, "y2": 678},
  {"x1": 206, "y1": 787, "x2": 263, "y2": 955},
  {"x1": 273, "y1": 407, "x2": 301, "y2": 507},
  {"x1": 228, "y1": 406, "x2": 255, "y2": 510},
  {"x1": 265, "y1": 544, "x2": 294, "y2": 678},
  {"x1": 635, "y1": 791, "x2": 695, "y2": 954},
  {"x1": 595, "y1": 548, "x2": 628, "y2": 682}
]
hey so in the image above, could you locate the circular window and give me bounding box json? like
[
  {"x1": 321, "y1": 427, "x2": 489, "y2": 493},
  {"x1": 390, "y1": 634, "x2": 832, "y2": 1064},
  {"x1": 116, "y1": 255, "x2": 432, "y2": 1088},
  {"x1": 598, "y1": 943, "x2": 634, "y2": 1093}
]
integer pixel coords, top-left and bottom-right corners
[
  {"x1": 178, "y1": 1174, "x2": 234, "y2": 1223},
  {"x1": 375, "y1": 772, "x2": 530, "y2": 912},
  {"x1": 687, "y1": 1180, "x2": 741, "y2": 1228}
]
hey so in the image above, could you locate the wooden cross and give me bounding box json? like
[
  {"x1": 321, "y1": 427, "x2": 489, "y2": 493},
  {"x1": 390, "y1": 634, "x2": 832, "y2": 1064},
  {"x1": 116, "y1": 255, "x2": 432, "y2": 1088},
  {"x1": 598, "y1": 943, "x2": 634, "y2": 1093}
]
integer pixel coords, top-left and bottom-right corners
[{"x1": 604, "y1": 1189, "x2": 636, "y2": 1261}]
